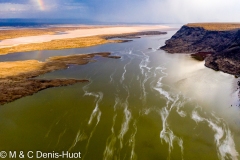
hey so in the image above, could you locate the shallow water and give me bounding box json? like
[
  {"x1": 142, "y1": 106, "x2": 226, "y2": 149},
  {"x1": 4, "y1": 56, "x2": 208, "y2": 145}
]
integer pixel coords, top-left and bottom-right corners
[{"x1": 0, "y1": 30, "x2": 240, "y2": 160}]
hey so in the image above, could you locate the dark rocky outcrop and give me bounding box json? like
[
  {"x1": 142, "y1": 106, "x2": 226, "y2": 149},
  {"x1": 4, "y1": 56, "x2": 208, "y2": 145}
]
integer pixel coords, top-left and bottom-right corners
[
  {"x1": 191, "y1": 52, "x2": 214, "y2": 61},
  {"x1": 160, "y1": 25, "x2": 240, "y2": 77}
]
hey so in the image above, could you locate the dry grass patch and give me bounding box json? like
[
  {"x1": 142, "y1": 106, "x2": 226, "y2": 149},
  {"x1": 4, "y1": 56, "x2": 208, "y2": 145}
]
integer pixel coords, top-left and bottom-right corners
[
  {"x1": 0, "y1": 52, "x2": 117, "y2": 79},
  {"x1": 0, "y1": 31, "x2": 166, "y2": 55},
  {"x1": 0, "y1": 52, "x2": 120, "y2": 104},
  {"x1": 0, "y1": 60, "x2": 44, "y2": 78},
  {"x1": 0, "y1": 36, "x2": 114, "y2": 55},
  {"x1": 0, "y1": 29, "x2": 55, "y2": 40},
  {"x1": 0, "y1": 26, "x2": 109, "y2": 40},
  {"x1": 187, "y1": 23, "x2": 240, "y2": 31}
]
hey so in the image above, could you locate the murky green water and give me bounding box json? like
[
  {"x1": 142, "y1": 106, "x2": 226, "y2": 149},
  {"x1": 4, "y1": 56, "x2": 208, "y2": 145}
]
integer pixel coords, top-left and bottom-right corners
[{"x1": 0, "y1": 30, "x2": 240, "y2": 160}]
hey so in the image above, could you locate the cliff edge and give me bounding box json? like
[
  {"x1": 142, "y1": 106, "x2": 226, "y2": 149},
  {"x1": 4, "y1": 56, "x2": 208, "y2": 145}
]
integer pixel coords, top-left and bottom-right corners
[{"x1": 160, "y1": 23, "x2": 240, "y2": 76}]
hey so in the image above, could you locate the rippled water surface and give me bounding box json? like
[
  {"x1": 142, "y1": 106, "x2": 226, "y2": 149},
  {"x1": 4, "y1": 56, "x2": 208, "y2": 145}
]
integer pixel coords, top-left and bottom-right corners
[{"x1": 0, "y1": 30, "x2": 240, "y2": 160}]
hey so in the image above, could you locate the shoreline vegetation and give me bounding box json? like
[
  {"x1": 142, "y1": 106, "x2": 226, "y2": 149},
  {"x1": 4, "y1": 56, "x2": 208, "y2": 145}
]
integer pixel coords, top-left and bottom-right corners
[
  {"x1": 0, "y1": 25, "x2": 168, "y2": 55},
  {"x1": 0, "y1": 52, "x2": 121, "y2": 105},
  {"x1": 0, "y1": 36, "x2": 111, "y2": 55},
  {"x1": 0, "y1": 25, "x2": 168, "y2": 105},
  {"x1": 0, "y1": 32, "x2": 166, "y2": 55},
  {"x1": 0, "y1": 31, "x2": 166, "y2": 55},
  {"x1": 0, "y1": 26, "x2": 167, "y2": 105}
]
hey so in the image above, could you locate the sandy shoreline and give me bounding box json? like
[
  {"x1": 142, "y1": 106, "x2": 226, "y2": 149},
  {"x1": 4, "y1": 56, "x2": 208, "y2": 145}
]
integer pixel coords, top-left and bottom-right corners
[{"x1": 0, "y1": 25, "x2": 170, "y2": 48}]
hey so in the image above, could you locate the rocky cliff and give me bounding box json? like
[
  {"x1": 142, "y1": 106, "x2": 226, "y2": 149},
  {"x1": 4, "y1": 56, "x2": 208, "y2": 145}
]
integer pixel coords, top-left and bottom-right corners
[{"x1": 160, "y1": 24, "x2": 240, "y2": 76}]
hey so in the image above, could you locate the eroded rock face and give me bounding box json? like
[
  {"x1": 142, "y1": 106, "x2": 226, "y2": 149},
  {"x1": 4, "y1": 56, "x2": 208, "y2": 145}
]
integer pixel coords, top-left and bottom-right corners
[
  {"x1": 160, "y1": 25, "x2": 240, "y2": 76},
  {"x1": 205, "y1": 52, "x2": 240, "y2": 76}
]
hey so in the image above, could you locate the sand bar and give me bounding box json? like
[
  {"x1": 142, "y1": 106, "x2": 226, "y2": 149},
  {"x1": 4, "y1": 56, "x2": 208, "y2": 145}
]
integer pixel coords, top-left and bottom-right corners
[{"x1": 0, "y1": 25, "x2": 169, "y2": 48}]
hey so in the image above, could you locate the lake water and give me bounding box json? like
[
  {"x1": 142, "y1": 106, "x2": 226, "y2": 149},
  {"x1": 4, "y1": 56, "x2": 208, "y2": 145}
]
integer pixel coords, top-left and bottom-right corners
[{"x1": 0, "y1": 30, "x2": 240, "y2": 160}]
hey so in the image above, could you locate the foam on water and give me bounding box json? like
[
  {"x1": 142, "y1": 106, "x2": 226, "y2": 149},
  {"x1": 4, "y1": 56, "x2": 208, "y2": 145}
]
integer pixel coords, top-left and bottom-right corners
[
  {"x1": 109, "y1": 69, "x2": 117, "y2": 83},
  {"x1": 191, "y1": 110, "x2": 239, "y2": 160},
  {"x1": 129, "y1": 120, "x2": 138, "y2": 160},
  {"x1": 138, "y1": 51, "x2": 153, "y2": 103},
  {"x1": 140, "y1": 54, "x2": 185, "y2": 158},
  {"x1": 103, "y1": 114, "x2": 118, "y2": 159},
  {"x1": 2, "y1": 32, "x2": 239, "y2": 160},
  {"x1": 118, "y1": 85, "x2": 132, "y2": 149},
  {"x1": 103, "y1": 97, "x2": 121, "y2": 159},
  {"x1": 71, "y1": 44, "x2": 240, "y2": 159},
  {"x1": 120, "y1": 56, "x2": 133, "y2": 83},
  {"x1": 176, "y1": 101, "x2": 187, "y2": 117},
  {"x1": 55, "y1": 128, "x2": 67, "y2": 147},
  {"x1": 69, "y1": 130, "x2": 88, "y2": 151},
  {"x1": 81, "y1": 83, "x2": 104, "y2": 159},
  {"x1": 153, "y1": 62, "x2": 239, "y2": 160},
  {"x1": 85, "y1": 92, "x2": 103, "y2": 125}
]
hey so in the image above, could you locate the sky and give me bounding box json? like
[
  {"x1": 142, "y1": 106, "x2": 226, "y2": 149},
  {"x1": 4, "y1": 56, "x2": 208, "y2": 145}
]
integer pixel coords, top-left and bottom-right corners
[{"x1": 0, "y1": 0, "x2": 240, "y2": 23}]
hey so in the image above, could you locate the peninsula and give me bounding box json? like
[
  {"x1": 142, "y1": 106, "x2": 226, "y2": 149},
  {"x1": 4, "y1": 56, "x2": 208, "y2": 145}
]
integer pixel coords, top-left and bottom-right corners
[{"x1": 0, "y1": 52, "x2": 121, "y2": 105}]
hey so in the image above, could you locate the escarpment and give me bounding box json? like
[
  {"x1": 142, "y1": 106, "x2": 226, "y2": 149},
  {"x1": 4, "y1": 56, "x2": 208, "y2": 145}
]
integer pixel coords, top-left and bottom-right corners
[{"x1": 161, "y1": 23, "x2": 240, "y2": 76}]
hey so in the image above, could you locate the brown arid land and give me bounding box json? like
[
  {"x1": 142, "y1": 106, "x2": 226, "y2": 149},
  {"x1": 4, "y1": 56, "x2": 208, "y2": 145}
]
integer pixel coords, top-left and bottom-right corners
[
  {"x1": 0, "y1": 52, "x2": 121, "y2": 105},
  {"x1": 0, "y1": 25, "x2": 168, "y2": 55},
  {"x1": 0, "y1": 36, "x2": 112, "y2": 55},
  {"x1": 0, "y1": 25, "x2": 168, "y2": 105},
  {"x1": 0, "y1": 31, "x2": 166, "y2": 55},
  {"x1": 0, "y1": 26, "x2": 111, "y2": 40},
  {"x1": 186, "y1": 23, "x2": 240, "y2": 31}
]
